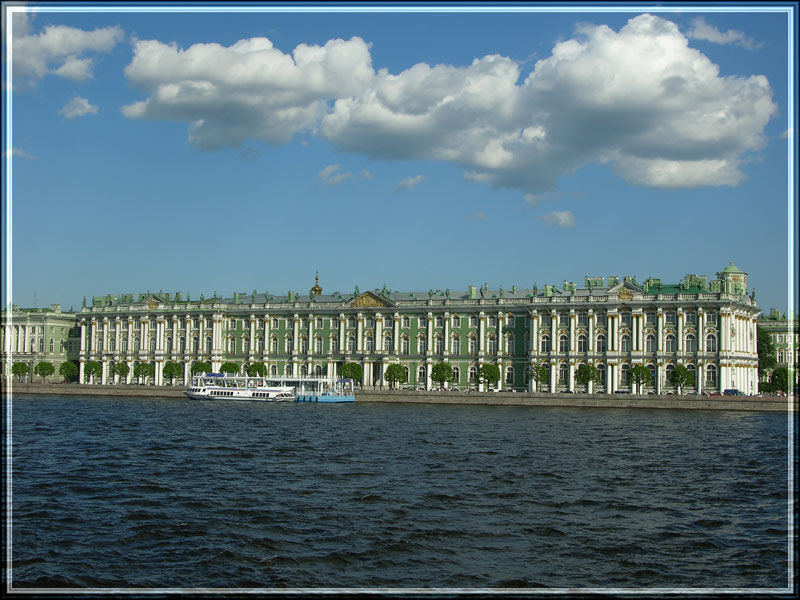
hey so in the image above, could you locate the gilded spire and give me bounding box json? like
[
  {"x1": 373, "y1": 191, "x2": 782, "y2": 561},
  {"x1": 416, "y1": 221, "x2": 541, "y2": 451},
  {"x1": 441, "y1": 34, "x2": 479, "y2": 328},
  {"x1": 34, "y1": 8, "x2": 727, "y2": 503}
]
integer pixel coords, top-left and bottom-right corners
[{"x1": 310, "y1": 271, "x2": 322, "y2": 295}]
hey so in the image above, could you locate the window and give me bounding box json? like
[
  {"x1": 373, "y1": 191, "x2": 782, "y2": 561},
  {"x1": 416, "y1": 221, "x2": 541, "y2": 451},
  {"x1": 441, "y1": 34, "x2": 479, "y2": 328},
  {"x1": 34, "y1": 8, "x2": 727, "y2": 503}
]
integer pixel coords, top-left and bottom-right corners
[
  {"x1": 506, "y1": 367, "x2": 514, "y2": 384},
  {"x1": 452, "y1": 366, "x2": 460, "y2": 383},
  {"x1": 507, "y1": 316, "x2": 516, "y2": 327},
  {"x1": 383, "y1": 335, "x2": 392, "y2": 353},
  {"x1": 489, "y1": 316, "x2": 497, "y2": 328},
  {"x1": 646, "y1": 312, "x2": 656, "y2": 325},
  {"x1": 685, "y1": 334, "x2": 697, "y2": 352},
  {"x1": 469, "y1": 336, "x2": 478, "y2": 355},
  {"x1": 229, "y1": 319, "x2": 235, "y2": 329},
  {"x1": 285, "y1": 364, "x2": 293, "y2": 377},
  {"x1": 706, "y1": 364, "x2": 717, "y2": 385},
  {"x1": 434, "y1": 336, "x2": 443, "y2": 354},
  {"x1": 166, "y1": 337, "x2": 172, "y2": 354},
  {"x1": 300, "y1": 337, "x2": 309, "y2": 353},
  {"x1": 596, "y1": 335, "x2": 607, "y2": 353},
  {"x1": 621, "y1": 364, "x2": 630, "y2": 385},
  {"x1": 258, "y1": 337, "x2": 265, "y2": 353},
  {"x1": 469, "y1": 366, "x2": 477, "y2": 381},
  {"x1": 542, "y1": 314, "x2": 552, "y2": 327},
  {"x1": 621, "y1": 335, "x2": 631, "y2": 352},
  {"x1": 686, "y1": 311, "x2": 697, "y2": 325},
  {"x1": 206, "y1": 319, "x2": 212, "y2": 329},
  {"x1": 578, "y1": 312, "x2": 588, "y2": 326},
  {"x1": 597, "y1": 364, "x2": 606, "y2": 385},
  {"x1": 384, "y1": 316, "x2": 393, "y2": 328},
  {"x1": 205, "y1": 337, "x2": 212, "y2": 354},
  {"x1": 316, "y1": 318, "x2": 323, "y2": 328},
  {"x1": 559, "y1": 335, "x2": 569, "y2": 353},
  {"x1": 706, "y1": 335, "x2": 717, "y2": 353},
  {"x1": 487, "y1": 336, "x2": 497, "y2": 354},
  {"x1": 665, "y1": 312, "x2": 676, "y2": 324},
  {"x1": 271, "y1": 337, "x2": 278, "y2": 354},
  {"x1": 453, "y1": 316, "x2": 461, "y2": 328},
  {"x1": 418, "y1": 316, "x2": 426, "y2": 328},
  {"x1": 577, "y1": 335, "x2": 588, "y2": 353},
  {"x1": 541, "y1": 335, "x2": 551, "y2": 353},
  {"x1": 402, "y1": 317, "x2": 410, "y2": 328},
  {"x1": 49, "y1": 337, "x2": 55, "y2": 353},
  {"x1": 706, "y1": 311, "x2": 717, "y2": 325},
  {"x1": 647, "y1": 365, "x2": 656, "y2": 386},
  {"x1": 558, "y1": 363, "x2": 569, "y2": 383},
  {"x1": 348, "y1": 317, "x2": 357, "y2": 328},
  {"x1": 665, "y1": 335, "x2": 676, "y2": 352},
  {"x1": 435, "y1": 317, "x2": 443, "y2": 327},
  {"x1": 366, "y1": 318, "x2": 374, "y2": 328},
  {"x1": 286, "y1": 337, "x2": 294, "y2": 354},
  {"x1": 39, "y1": 337, "x2": 45, "y2": 352},
  {"x1": 507, "y1": 334, "x2": 515, "y2": 354},
  {"x1": 331, "y1": 336, "x2": 339, "y2": 353},
  {"x1": 559, "y1": 313, "x2": 569, "y2": 326},
  {"x1": 315, "y1": 365, "x2": 323, "y2": 376},
  {"x1": 315, "y1": 336, "x2": 323, "y2": 354},
  {"x1": 418, "y1": 335, "x2": 427, "y2": 354},
  {"x1": 301, "y1": 365, "x2": 308, "y2": 377},
  {"x1": 418, "y1": 365, "x2": 426, "y2": 383},
  {"x1": 469, "y1": 316, "x2": 478, "y2": 328},
  {"x1": 149, "y1": 336, "x2": 155, "y2": 352},
  {"x1": 347, "y1": 335, "x2": 356, "y2": 353},
  {"x1": 122, "y1": 337, "x2": 129, "y2": 353},
  {"x1": 271, "y1": 365, "x2": 278, "y2": 376},
  {"x1": 597, "y1": 314, "x2": 607, "y2": 327},
  {"x1": 272, "y1": 318, "x2": 279, "y2": 329},
  {"x1": 401, "y1": 336, "x2": 410, "y2": 355},
  {"x1": 621, "y1": 313, "x2": 632, "y2": 327},
  {"x1": 331, "y1": 318, "x2": 339, "y2": 328},
  {"x1": 365, "y1": 336, "x2": 374, "y2": 353},
  {"x1": 452, "y1": 335, "x2": 461, "y2": 355},
  {"x1": 646, "y1": 335, "x2": 656, "y2": 353},
  {"x1": 243, "y1": 337, "x2": 250, "y2": 354}
]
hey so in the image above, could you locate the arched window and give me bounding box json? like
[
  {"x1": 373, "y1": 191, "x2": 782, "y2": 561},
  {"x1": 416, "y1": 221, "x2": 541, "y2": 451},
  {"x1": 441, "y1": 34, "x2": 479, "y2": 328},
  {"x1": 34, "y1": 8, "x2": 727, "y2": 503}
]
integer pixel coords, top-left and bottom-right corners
[
  {"x1": 205, "y1": 337, "x2": 212, "y2": 354},
  {"x1": 559, "y1": 335, "x2": 569, "y2": 353},
  {"x1": 228, "y1": 336, "x2": 236, "y2": 354},
  {"x1": 315, "y1": 336, "x2": 323, "y2": 354},
  {"x1": 452, "y1": 366, "x2": 460, "y2": 383},
  {"x1": 347, "y1": 334, "x2": 356, "y2": 353},
  {"x1": 665, "y1": 334, "x2": 675, "y2": 352},
  {"x1": 646, "y1": 335, "x2": 656, "y2": 353},
  {"x1": 149, "y1": 336, "x2": 155, "y2": 353},
  {"x1": 285, "y1": 364, "x2": 293, "y2": 376},
  {"x1": 487, "y1": 335, "x2": 497, "y2": 354},
  {"x1": 506, "y1": 367, "x2": 514, "y2": 384},
  {"x1": 687, "y1": 364, "x2": 696, "y2": 385},
  {"x1": 686, "y1": 334, "x2": 697, "y2": 352},
  {"x1": 506, "y1": 334, "x2": 515, "y2": 354},
  {"x1": 469, "y1": 366, "x2": 477, "y2": 381},
  {"x1": 49, "y1": 338, "x2": 55, "y2": 353},
  {"x1": 434, "y1": 335, "x2": 443, "y2": 354},
  {"x1": 621, "y1": 335, "x2": 631, "y2": 352},
  {"x1": 541, "y1": 335, "x2": 551, "y2": 353},
  {"x1": 596, "y1": 335, "x2": 607, "y2": 353},
  {"x1": 621, "y1": 363, "x2": 631, "y2": 385},
  {"x1": 166, "y1": 336, "x2": 172, "y2": 354},
  {"x1": 647, "y1": 364, "x2": 656, "y2": 386},
  {"x1": 558, "y1": 363, "x2": 569, "y2": 383},
  {"x1": 258, "y1": 337, "x2": 265, "y2": 353},
  {"x1": 286, "y1": 336, "x2": 294, "y2": 354},
  {"x1": 577, "y1": 335, "x2": 587, "y2": 352},
  {"x1": 452, "y1": 334, "x2": 461, "y2": 355},
  {"x1": 270, "y1": 364, "x2": 277, "y2": 376},
  {"x1": 122, "y1": 337, "x2": 129, "y2": 353},
  {"x1": 706, "y1": 334, "x2": 717, "y2": 353},
  {"x1": 134, "y1": 336, "x2": 141, "y2": 353},
  {"x1": 383, "y1": 335, "x2": 392, "y2": 353},
  {"x1": 706, "y1": 364, "x2": 717, "y2": 385},
  {"x1": 300, "y1": 336, "x2": 308, "y2": 353},
  {"x1": 331, "y1": 335, "x2": 339, "y2": 353},
  {"x1": 417, "y1": 365, "x2": 427, "y2": 383},
  {"x1": 597, "y1": 364, "x2": 606, "y2": 386},
  {"x1": 418, "y1": 335, "x2": 427, "y2": 354},
  {"x1": 665, "y1": 364, "x2": 675, "y2": 386},
  {"x1": 300, "y1": 365, "x2": 308, "y2": 377},
  {"x1": 469, "y1": 335, "x2": 478, "y2": 355},
  {"x1": 243, "y1": 336, "x2": 250, "y2": 354},
  {"x1": 315, "y1": 365, "x2": 323, "y2": 376},
  {"x1": 365, "y1": 335, "x2": 374, "y2": 353},
  {"x1": 401, "y1": 336, "x2": 410, "y2": 355}
]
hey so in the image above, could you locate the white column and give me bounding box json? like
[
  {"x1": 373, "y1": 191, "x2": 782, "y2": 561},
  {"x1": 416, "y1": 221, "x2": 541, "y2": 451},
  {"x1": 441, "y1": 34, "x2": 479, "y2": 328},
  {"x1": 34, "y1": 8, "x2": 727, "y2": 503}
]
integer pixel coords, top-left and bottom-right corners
[
  {"x1": 293, "y1": 314, "x2": 300, "y2": 356},
  {"x1": 588, "y1": 310, "x2": 595, "y2": 357},
  {"x1": 569, "y1": 310, "x2": 576, "y2": 355},
  {"x1": 677, "y1": 309, "x2": 684, "y2": 353},
  {"x1": 549, "y1": 359, "x2": 557, "y2": 393},
  {"x1": 443, "y1": 312, "x2": 449, "y2": 356},
  {"x1": 393, "y1": 313, "x2": 400, "y2": 354},
  {"x1": 375, "y1": 313, "x2": 383, "y2": 354},
  {"x1": 568, "y1": 362, "x2": 574, "y2": 392},
  {"x1": 264, "y1": 314, "x2": 271, "y2": 358},
  {"x1": 250, "y1": 315, "x2": 257, "y2": 360},
  {"x1": 356, "y1": 313, "x2": 363, "y2": 353},
  {"x1": 550, "y1": 310, "x2": 557, "y2": 354},
  {"x1": 339, "y1": 313, "x2": 346, "y2": 354},
  {"x1": 479, "y1": 312, "x2": 486, "y2": 355},
  {"x1": 530, "y1": 312, "x2": 538, "y2": 357}
]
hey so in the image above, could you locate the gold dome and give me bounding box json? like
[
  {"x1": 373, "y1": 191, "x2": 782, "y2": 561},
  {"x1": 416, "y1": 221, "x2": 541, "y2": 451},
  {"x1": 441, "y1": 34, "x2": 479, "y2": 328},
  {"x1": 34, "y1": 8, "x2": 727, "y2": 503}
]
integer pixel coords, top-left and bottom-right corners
[{"x1": 310, "y1": 272, "x2": 322, "y2": 295}]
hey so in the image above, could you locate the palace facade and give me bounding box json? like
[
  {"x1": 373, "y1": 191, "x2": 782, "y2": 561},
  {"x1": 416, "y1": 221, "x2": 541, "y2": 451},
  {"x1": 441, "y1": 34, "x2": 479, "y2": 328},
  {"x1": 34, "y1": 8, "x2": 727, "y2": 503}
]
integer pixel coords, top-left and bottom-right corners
[{"x1": 47, "y1": 262, "x2": 761, "y2": 394}]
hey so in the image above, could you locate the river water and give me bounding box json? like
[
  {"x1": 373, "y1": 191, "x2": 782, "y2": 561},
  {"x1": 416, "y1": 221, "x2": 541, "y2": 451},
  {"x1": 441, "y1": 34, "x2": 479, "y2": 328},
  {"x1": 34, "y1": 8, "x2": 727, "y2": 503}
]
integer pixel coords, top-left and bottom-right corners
[{"x1": 8, "y1": 394, "x2": 792, "y2": 591}]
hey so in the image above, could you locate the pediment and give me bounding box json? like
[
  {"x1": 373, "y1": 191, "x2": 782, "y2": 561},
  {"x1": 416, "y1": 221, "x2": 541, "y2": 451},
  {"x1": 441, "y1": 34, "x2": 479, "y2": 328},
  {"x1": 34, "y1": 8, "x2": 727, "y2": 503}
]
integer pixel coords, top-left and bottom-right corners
[
  {"x1": 607, "y1": 281, "x2": 644, "y2": 299},
  {"x1": 346, "y1": 291, "x2": 393, "y2": 308}
]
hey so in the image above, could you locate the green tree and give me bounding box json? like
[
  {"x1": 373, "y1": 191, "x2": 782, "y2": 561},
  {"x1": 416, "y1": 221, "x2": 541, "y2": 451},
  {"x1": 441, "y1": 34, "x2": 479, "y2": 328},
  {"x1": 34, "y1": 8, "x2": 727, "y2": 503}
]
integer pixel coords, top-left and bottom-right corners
[
  {"x1": 757, "y1": 326, "x2": 777, "y2": 378},
  {"x1": 59, "y1": 361, "x2": 78, "y2": 383},
  {"x1": 220, "y1": 361, "x2": 239, "y2": 375},
  {"x1": 84, "y1": 360, "x2": 102, "y2": 383},
  {"x1": 575, "y1": 363, "x2": 599, "y2": 392},
  {"x1": 133, "y1": 362, "x2": 155, "y2": 384},
  {"x1": 191, "y1": 361, "x2": 212, "y2": 375},
  {"x1": 668, "y1": 364, "x2": 694, "y2": 395},
  {"x1": 771, "y1": 367, "x2": 789, "y2": 393},
  {"x1": 163, "y1": 361, "x2": 183, "y2": 384},
  {"x1": 340, "y1": 362, "x2": 363, "y2": 386},
  {"x1": 528, "y1": 363, "x2": 549, "y2": 391},
  {"x1": 384, "y1": 364, "x2": 407, "y2": 390},
  {"x1": 478, "y1": 363, "x2": 501, "y2": 388},
  {"x1": 628, "y1": 364, "x2": 652, "y2": 394},
  {"x1": 112, "y1": 361, "x2": 130, "y2": 383},
  {"x1": 34, "y1": 361, "x2": 55, "y2": 383},
  {"x1": 12, "y1": 362, "x2": 30, "y2": 382},
  {"x1": 246, "y1": 362, "x2": 267, "y2": 377},
  {"x1": 431, "y1": 362, "x2": 454, "y2": 389}
]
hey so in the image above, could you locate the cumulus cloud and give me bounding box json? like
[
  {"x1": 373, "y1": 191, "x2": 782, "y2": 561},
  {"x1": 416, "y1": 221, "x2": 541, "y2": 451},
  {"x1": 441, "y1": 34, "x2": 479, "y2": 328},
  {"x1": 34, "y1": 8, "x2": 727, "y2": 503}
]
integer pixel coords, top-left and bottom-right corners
[
  {"x1": 686, "y1": 17, "x2": 759, "y2": 50},
  {"x1": 3, "y1": 148, "x2": 36, "y2": 159},
  {"x1": 392, "y1": 175, "x2": 424, "y2": 192},
  {"x1": 121, "y1": 36, "x2": 374, "y2": 149},
  {"x1": 318, "y1": 164, "x2": 353, "y2": 186},
  {"x1": 120, "y1": 13, "x2": 777, "y2": 194},
  {"x1": 58, "y1": 96, "x2": 98, "y2": 119},
  {"x1": 11, "y1": 11, "x2": 123, "y2": 87},
  {"x1": 539, "y1": 211, "x2": 575, "y2": 228}
]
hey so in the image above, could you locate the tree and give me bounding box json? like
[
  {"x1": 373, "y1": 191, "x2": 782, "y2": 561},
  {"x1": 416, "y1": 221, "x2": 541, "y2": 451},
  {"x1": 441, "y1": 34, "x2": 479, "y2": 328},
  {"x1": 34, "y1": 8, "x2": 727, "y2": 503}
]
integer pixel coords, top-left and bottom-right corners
[
  {"x1": 34, "y1": 361, "x2": 55, "y2": 383},
  {"x1": 112, "y1": 361, "x2": 130, "y2": 383},
  {"x1": 84, "y1": 360, "x2": 102, "y2": 383},
  {"x1": 340, "y1": 362, "x2": 362, "y2": 386},
  {"x1": 528, "y1": 363, "x2": 549, "y2": 391},
  {"x1": 668, "y1": 364, "x2": 694, "y2": 395},
  {"x1": 771, "y1": 367, "x2": 789, "y2": 394},
  {"x1": 163, "y1": 361, "x2": 183, "y2": 385},
  {"x1": 575, "y1": 363, "x2": 599, "y2": 392},
  {"x1": 431, "y1": 362, "x2": 454, "y2": 389},
  {"x1": 478, "y1": 363, "x2": 501, "y2": 388},
  {"x1": 59, "y1": 361, "x2": 78, "y2": 383},
  {"x1": 12, "y1": 362, "x2": 29, "y2": 382},
  {"x1": 220, "y1": 361, "x2": 239, "y2": 375},
  {"x1": 384, "y1": 364, "x2": 407, "y2": 390},
  {"x1": 191, "y1": 361, "x2": 212, "y2": 375},
  {"x1": 246, "y1": 362, "x2": 267, "y2": 377},
  {"x1": 628, "y1": 364, "x2": 652, "y2": 394},
  {"x1": 757, "y1": 326, "x2": 777, "y2": 378},
  {"x1": 133, "y1": 362, "x2": 155, "y2": 384}
]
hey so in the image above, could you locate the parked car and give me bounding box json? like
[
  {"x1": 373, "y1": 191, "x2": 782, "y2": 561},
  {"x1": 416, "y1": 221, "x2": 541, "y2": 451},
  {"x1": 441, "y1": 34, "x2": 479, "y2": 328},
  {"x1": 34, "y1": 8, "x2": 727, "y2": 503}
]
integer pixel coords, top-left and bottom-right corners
[
  {"x1": 613, "y1": 390, "x2": 630, "y2": 394},
  {"x1": 723, "y1": 389, "x2": 746, "y2": 396}
]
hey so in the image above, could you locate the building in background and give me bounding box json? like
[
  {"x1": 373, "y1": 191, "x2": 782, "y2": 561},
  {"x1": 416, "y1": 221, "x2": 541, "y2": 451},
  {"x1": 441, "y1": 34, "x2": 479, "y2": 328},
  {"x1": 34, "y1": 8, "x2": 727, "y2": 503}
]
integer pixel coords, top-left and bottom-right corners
[
  {"x1": 757, "y1": 307, "x2": 799, "y2": 392},
  {"x1": 1, "y1": 304, "x2": 81, "y2": 382},
  {"x1": 62, "y1": 263, "x2": 761, "y2": 394}
]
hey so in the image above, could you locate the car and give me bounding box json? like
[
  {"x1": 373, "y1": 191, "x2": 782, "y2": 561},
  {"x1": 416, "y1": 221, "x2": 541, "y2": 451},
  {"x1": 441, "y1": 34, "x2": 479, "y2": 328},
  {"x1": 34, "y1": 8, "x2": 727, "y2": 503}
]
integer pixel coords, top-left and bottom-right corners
[
  {"x1": 723, "y1": 388, "x2": 745, "y2": 396},
  {"x1": 613, "y1": 390, "x2": 630, "y2": 394}
]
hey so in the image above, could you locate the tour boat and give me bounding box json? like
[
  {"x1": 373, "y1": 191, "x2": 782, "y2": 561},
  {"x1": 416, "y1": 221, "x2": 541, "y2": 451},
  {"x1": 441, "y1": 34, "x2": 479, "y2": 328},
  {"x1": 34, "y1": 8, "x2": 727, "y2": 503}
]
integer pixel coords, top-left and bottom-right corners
[{"x1": 185, "y1": 373, "x2": 295, "y2": 402}]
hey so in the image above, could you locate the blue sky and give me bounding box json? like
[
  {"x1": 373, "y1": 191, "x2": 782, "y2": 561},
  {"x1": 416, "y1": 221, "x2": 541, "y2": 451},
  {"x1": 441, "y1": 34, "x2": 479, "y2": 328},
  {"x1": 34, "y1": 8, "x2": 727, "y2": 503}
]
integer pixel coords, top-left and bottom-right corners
[{"x1": 3, "y1": 2, "x2": 797, "y2": 316}]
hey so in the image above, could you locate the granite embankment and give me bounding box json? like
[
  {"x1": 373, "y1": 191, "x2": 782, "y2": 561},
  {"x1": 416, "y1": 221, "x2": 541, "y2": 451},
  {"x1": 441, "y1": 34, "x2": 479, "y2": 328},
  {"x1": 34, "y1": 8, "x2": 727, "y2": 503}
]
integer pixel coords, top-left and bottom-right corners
[{"x1": 3, "y1": 382, "x2": 793, "y2": 412}]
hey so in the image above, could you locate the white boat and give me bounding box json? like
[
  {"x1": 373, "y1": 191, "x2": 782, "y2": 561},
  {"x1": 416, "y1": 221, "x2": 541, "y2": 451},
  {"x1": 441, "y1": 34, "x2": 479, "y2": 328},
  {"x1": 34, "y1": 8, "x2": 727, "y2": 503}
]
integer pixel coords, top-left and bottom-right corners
[{"x1": 184, "y1": 373, "x2": 295, "y2": 402}]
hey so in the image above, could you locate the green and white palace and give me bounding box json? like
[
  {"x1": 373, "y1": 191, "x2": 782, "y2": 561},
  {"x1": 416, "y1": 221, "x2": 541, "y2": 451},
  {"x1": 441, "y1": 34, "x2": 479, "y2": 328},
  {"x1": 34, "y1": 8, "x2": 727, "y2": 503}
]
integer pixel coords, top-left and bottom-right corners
[{"x1": 58, "y1": 262, "x2": 761, "y2": 394}]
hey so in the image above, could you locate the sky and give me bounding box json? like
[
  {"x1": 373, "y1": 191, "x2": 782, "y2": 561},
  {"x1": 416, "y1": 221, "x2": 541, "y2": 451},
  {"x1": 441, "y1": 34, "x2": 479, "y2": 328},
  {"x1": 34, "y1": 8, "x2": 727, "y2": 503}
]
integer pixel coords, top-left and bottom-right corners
[{"x1": 2, "y1": 2, "x2": 798, "y2": 316}]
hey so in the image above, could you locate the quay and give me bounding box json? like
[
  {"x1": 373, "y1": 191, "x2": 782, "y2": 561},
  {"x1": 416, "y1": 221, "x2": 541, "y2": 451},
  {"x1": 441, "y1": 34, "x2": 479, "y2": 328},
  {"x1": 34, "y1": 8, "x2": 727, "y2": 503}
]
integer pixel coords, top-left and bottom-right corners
[{"x1": 2, "y1": 383, "x2": 794, "y2": 412}]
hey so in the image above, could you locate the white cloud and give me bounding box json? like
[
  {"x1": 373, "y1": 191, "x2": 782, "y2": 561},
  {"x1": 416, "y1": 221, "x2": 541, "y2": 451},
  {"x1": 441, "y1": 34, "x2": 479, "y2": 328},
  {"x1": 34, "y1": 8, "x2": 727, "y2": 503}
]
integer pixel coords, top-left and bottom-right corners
[
  {"x1": 686, "y1": 17, "x2": 759, "y2": 50},
  {"x1": 120, "y1": 13, "x2": 776, "y2": 195},
  {"x1": 318, "y1": 164, "x2": 353, "y2": 186},
  {"x1": 360, "y1": 169, "x2": 373, "y2": 180},
  {"x1": 539, "y1": 211, "x2": 575, "y2": 228},
  {"x1": 392, "y1": 175, "x2": 424, "y2": 192},
  {"x1": 3, "y1": 148, "x2": 36, "y2": 159},
  {"x1": 58, "y1": 96, "x2": 98, "y2": 119},
  {"x1": 11, "y1": 12, "x2": 123, "y2": 87},
  {"x1": 121, "y1": 36, "x2": 374, "y2": 149},
  {"x1": 469, "y1": 212, "x2": 486, "y2": 220}
]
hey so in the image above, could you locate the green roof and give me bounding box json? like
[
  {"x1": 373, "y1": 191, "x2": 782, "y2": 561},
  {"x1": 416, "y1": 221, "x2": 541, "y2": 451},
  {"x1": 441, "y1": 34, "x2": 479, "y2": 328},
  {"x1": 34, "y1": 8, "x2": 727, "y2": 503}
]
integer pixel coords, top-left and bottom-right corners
[{"x1": 719, "y1": 261, "x2": 743, "y2": 274}]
